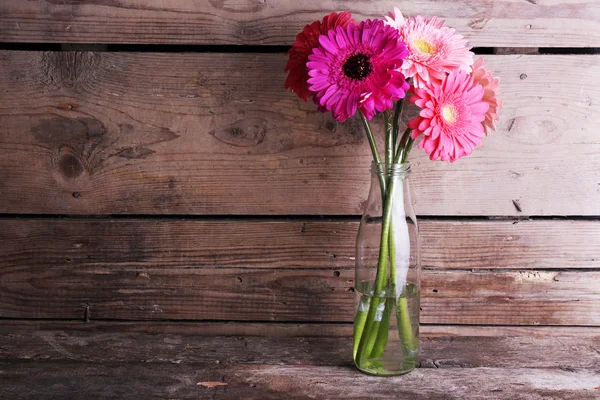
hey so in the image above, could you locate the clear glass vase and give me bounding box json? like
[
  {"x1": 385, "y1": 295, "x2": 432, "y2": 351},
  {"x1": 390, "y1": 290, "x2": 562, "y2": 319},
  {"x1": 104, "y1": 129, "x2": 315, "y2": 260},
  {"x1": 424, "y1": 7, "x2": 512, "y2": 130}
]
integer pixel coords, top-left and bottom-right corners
[{"x1": 353, "y1": 162, "x2": 420, "y2": 376}]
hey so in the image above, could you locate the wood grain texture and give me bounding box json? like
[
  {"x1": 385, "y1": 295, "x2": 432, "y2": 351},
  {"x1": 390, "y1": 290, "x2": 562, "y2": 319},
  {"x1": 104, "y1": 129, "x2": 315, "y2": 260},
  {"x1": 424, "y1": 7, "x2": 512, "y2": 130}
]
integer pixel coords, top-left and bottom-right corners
[
  {"x1": 2, "y1": 218, "x2": 599, "y2": 324},
  {"x1": 0, "y1": 332, "x2": 598, "y2": 369},
  {"x1": 4, "y1": 320, "x2": 600, "y2": 338},
  {"x1": 421, "y1": 220, "x2": 600, "y2": 270},
  {"x1": 2, "y1": 219, "x2": 598, "y2": 272},
  {"x1": 0, "y1": 52, "x2": 598, "y2": 216},
  {"x1": 0, "y1": 1, "x2": 598, "y2": 47},
  {"x1": 0, "y1": 333, "x2": 598, "y2": 399},
  {"x1": 1, "y1": 362, "x2": 599, "y2": 400},
  {"x1": 2, "y1": 261, "x2": 598, "y2": 324}
]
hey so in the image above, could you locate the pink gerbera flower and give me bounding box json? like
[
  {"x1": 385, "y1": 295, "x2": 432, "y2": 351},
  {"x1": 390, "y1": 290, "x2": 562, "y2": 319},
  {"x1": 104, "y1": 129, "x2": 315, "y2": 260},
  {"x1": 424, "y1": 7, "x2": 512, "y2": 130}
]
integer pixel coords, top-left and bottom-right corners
[
  {"x1": 408, "y1": 70, "x2": 489, "y2": 162},
  {"x1": 306, "y1": 19, "x2": 410, "y2": 122},
  {"x1": 471, "y1": 58, "x2": 502, "y2": 135},
  {"x1": 385, "y1": 8, "x2": 474, "y2": 88}
]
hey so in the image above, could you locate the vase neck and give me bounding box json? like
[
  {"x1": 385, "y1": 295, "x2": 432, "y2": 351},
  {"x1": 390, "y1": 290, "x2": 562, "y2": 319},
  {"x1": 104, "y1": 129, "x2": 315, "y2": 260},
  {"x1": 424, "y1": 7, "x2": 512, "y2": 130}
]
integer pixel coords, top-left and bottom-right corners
[{"x1": 372, "y1": 162, "x2": 411, "y2": 178}]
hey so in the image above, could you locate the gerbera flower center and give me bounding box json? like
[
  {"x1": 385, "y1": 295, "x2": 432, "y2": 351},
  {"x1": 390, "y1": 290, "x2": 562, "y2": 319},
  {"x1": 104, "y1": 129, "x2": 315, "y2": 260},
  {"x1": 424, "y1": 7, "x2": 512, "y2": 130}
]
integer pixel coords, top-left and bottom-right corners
[
  {"x1": 441, "y1": 104, "x2": 458, "y2": 124},
  {"x1": 342, "y1": 53, "x2": 372, "y2": 81},
  {"x1": 413, "y1": 38, "x2": 436, "y2": 55}
]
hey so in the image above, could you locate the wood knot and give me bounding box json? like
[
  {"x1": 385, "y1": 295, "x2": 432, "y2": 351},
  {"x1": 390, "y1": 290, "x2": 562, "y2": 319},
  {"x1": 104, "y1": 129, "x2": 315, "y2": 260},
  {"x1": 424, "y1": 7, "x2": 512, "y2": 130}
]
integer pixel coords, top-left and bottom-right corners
[
  {"x1": 115, "y1": 147, "x2": 155, "y2": 160},
  {"x1": 468, "y1": 18, "x2": 490, "y2": 30},
  {"x1": 210, "y1": 118, "x2": 268, "y2": 147},
  {"x1": 59, "y1": 152, "x2": 85, "y2": 179},
  {"x1": 209, "y1": 0, "x2": 267, "y2": 13},
  {"x1": 56, "y1": 146, "x2": 88, "y2": 181}
]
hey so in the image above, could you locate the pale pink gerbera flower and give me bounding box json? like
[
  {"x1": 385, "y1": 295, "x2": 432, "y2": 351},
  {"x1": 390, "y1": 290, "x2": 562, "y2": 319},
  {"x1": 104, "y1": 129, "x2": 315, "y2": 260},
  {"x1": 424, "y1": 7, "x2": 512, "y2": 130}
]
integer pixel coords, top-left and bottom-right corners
[
  {"x1": 471, "y1": 58, "x2": 502, "y2": 135},
  {"x1": 384, "y1": 8, "x2": 474, "y2": 88},
  {"x1": 408, "y1": 70, "x2": 489, "y2": 162},
  {"x1": 306, "y1": 19, "x2": 409, "y2": 122}
]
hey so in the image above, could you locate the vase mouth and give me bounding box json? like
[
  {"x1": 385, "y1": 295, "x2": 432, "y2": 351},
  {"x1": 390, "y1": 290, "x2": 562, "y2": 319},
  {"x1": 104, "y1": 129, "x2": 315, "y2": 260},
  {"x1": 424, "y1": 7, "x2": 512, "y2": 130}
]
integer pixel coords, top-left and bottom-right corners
[{"x1": 371, "y1": 162, "x2": 411, "y2": 177}]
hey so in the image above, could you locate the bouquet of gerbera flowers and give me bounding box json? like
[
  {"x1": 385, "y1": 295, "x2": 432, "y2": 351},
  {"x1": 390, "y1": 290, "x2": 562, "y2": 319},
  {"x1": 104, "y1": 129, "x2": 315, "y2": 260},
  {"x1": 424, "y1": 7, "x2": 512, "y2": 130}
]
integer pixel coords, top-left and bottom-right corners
[{"x1": 285, "y1": 7, "x2": 501, "y2": 375}]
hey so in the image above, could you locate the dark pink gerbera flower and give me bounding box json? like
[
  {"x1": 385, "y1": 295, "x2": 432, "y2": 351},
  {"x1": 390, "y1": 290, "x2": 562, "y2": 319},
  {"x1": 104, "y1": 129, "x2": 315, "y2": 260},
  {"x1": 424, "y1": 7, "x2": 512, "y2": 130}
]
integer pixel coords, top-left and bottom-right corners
[
  {"x1": 284, "y1": 12, "x2": 355, "y2": 102},
  {"x1": 306, "y1": 19, "x2": 410, "y2": 122}
]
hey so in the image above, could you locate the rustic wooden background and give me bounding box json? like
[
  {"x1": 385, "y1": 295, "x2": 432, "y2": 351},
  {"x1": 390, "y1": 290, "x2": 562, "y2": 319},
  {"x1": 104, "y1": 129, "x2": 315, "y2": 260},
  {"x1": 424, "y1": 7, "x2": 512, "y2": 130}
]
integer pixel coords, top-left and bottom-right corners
[{"x1": 0, "y1": 1, "x2": 599, "y2": 338}]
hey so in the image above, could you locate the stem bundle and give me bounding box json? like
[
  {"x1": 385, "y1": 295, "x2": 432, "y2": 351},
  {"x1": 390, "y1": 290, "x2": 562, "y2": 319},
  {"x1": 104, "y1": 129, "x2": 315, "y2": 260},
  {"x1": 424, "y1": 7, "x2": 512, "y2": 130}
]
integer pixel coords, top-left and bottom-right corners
[{"x1": 354, "y1": 100, "x2": 417, "y2": 367}]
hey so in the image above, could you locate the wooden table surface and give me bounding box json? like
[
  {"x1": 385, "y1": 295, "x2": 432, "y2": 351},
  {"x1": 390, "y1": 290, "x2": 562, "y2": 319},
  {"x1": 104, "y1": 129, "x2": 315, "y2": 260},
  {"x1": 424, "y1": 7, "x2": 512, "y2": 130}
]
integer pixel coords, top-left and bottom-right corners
[{"x1": 1, "y1": 323, "x2": 599, "y2": 399}]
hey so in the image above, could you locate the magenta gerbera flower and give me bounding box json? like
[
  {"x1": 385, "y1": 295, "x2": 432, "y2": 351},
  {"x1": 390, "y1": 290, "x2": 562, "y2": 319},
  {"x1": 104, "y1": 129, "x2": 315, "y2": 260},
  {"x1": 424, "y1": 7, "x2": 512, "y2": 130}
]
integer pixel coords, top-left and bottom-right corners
[
  {"x1": 306, "y1": 19, "x2": 410, "y2": 122},
  {"x1": 408, "y1": 70, "x2": 489, "y2": 162},
  {"x1": 385, "y1": 8, "x2": 474, "y2": 88}
]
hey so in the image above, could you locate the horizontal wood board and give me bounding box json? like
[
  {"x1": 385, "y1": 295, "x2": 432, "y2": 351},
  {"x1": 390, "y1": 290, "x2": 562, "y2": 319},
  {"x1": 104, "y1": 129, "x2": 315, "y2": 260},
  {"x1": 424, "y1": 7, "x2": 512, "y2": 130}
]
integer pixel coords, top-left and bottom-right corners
[
  {"x1": 1, "y1": 219, "x2": 599, "y2": 324},
  {"x1": 3, "y1": 362, "x2": 599, "y2": 400},
  {"x1": 0, "y1": 52, "x2": 598, "y2": 216},
  {"x1": 0, "y1": 333, "x2": 599, "y2": 399},
  {"x1": 0, "y1": 1, "x2": 598, "y2": 47},
  {"x1": 2, "y1": 219, "x2": 599, "y2": 271},
  {"x1": 3, "y1": 266, "x2": 597, "y2": 324},
  {"x1": 0, "y1": 332, "x2": 598, "y2": 369}
]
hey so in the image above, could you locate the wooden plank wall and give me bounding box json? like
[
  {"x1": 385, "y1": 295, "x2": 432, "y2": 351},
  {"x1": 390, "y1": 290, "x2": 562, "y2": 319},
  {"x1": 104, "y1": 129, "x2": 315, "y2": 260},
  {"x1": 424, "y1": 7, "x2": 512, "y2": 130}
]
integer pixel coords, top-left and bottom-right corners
[{"x1": 0, "y1": 1, "x2": 598, "y2": 336}]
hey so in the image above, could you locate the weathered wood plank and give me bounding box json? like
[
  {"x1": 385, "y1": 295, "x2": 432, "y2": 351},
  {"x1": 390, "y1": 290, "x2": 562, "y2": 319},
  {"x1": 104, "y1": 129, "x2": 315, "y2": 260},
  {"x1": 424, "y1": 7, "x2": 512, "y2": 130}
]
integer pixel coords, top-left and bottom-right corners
[
  {"x1": 0, "y1": 1, "x2": 598, "y2": 47},
  {"x1": 1, "y1": 260, "x2": 598, "y2": 324},
  {"x1": 0, "y1": 332, "x2": 598, "y2": 370},
  {"x1": 422, "y1": 220, "x2": 600, "y2": 270},
  {"x1": 1, "y1": 362, "x2": 599, "y2": 400},
  {"x1": 0, "y1": 219, "x2": 356, "y2": 270},
  {"x1": 423, "y1": 270, "x2": 600, "y2": 326},
  {"x1": 4, "y1": 320, "x2": 600, "y2": 338},
  {"x1": 2, "y1": 219, "x2": 598, "y2": 272},
  {"x1": 0, "y1": 52, "x2": 598, "y2": 215},
  {"x1": 2, "y1": 219, "x2": 599, "y2": 324}
]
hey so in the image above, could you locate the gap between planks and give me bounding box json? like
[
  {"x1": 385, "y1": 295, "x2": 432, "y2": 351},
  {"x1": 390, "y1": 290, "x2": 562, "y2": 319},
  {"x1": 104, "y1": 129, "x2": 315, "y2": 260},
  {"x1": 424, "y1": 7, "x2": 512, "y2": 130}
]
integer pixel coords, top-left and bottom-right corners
[
  {"x1": 1, "y1": 0, "x2": 599, "y2": 47},
  {"x1": 2, "y1": 320, "x2": 600, "y2": 338}
]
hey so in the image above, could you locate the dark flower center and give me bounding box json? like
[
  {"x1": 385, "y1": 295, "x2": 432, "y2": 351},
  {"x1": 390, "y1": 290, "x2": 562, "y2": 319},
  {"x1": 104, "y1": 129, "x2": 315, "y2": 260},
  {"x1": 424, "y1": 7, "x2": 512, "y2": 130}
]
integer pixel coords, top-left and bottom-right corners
[{"x1": 343, "y1": 53, "x2": 372, "y2": 81}]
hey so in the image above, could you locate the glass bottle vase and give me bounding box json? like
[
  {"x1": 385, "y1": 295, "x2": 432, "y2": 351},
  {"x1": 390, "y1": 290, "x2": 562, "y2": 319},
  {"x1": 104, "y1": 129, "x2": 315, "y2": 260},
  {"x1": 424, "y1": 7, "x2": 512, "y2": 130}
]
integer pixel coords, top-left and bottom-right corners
[{"x1": 353, "y1": 162, "x2": 420, "y2": 376}]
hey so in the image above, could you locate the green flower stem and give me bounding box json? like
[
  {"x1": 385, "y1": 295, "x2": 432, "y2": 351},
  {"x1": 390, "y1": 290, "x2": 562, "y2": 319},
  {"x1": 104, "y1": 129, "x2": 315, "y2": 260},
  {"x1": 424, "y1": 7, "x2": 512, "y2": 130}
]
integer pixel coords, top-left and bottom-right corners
[
  {"x1": 397, "y1": 296, "x2": 416, "y2": 352},
  {"x1": 401, "y1": 137, "x2": 415, "y2": 164},
  {"x1": 384, "y1": 110, "x2": 393, "y2": 168},
  {"x1": 353, "y1": 296, "x2": 370, "y2": 359},
  {"x1": 370, "y1": 103, "x2": 404, "y2": 358},
  {"x1": 370, "y1": 298, "x2": 391, "y2": 359},
  {"x1": 368, "y1": 223, "x2": 396, "y2": 358},
  {"x1": 355, "y1": 173, "x2": 395, "y2": 365},
  {"x1": 392, "y1": 97, "x2": 405, "y2": 156},
  {"x1": 369, "y1": 111, "x2": 395, "y2": 359},
  {"x1": 359, "y1": 111, "x2": 386, "y2": 195},
  {"x1": 354, "y1": 111, "x2": 386, "y2": 363},
  {"x1": 395, "y1": 130, "x2": 417, "y2": 353},
  {"x1": 360, "y1": 304, "x2": 383, "y2": 358},
  {"x1": 396, "y1": 128, "x2": 413, "y2": 164}
]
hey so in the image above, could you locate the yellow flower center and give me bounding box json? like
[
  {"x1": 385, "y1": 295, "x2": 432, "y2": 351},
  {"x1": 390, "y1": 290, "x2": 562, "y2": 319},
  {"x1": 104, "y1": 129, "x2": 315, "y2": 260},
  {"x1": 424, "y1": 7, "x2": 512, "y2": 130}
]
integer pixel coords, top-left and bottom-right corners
[
  {"x1": 413, "y1": 38, "x2": 436, "y2": 55},
  {"x1": 441, "y1": 104, "x2": 458, "y2": 124}
]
